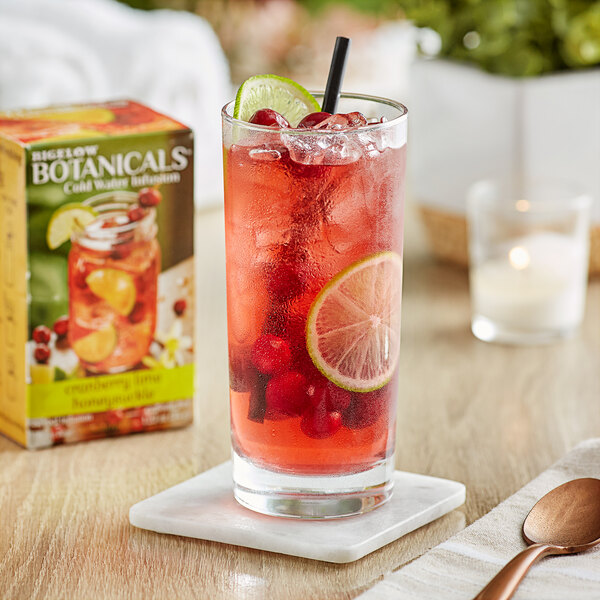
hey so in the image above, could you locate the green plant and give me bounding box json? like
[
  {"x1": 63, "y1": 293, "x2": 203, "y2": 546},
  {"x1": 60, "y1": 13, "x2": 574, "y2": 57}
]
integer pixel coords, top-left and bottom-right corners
[
  {"x1": 400, "y1": 0, "x2": 600, "y2": 76},
  {"x1": 288, "y1": 0, "x2": 600, "y2": 76}
]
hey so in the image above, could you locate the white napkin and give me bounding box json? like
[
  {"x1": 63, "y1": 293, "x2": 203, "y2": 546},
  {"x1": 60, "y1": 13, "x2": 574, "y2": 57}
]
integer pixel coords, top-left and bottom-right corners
[
  {"x1": 0, "y1": 0, "x2": 232, "y2": 207},
  {"x1": 360, "y1": 438, "x2": 600, "y2": 599}
]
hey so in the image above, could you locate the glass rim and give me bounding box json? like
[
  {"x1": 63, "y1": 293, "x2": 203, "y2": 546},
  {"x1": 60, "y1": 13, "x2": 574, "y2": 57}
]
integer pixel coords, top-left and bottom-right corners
[
  {"x1": 221, "y1": 91, "x2": 408, "y2": 134},
  {"x1": 73, "y1": 190, "x2": 156, "y2": 242},
  {"x1": 467, "y1": 178, "x2": 593, "y2": 215}
]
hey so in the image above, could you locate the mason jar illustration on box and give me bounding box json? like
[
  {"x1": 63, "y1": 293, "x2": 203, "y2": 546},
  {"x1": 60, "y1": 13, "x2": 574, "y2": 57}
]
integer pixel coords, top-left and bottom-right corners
[{"x1": 66, "y1": 190, "x2": 161, "y2": 373}]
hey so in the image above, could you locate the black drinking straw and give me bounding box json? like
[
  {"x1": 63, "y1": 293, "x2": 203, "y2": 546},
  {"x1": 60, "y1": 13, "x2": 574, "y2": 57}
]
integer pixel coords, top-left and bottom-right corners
[{"x1": 322, "y1": 37, "x2": 351, "y2": 113}]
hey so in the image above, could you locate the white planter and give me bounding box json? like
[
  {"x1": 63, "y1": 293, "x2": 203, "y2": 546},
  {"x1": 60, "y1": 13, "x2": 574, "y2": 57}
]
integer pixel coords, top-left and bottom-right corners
[{"x1": 410, "y1": 59, "x2": 600, "y2": 222}]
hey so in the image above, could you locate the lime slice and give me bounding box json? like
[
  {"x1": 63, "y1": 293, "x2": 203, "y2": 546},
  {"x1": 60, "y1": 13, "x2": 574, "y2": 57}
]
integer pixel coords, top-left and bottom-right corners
[
  {"x1": 72, "y1": 324, "x2": 117, "y2": 364},
  {"x1": 234, "y1": 75, "x2": 320, "y2": 127},
  {"x1": 47, "y1": 203, "x2": 97, "y2": 249},
  {"x1": 30, "y1": 364, "x2": 55, "y2": 384},
  {"x1": 86, "y1": 269, "x2": 136, "y2": 316},
  {"x1": 306, "y1": 251, "x2": 403, "y2": 392}
]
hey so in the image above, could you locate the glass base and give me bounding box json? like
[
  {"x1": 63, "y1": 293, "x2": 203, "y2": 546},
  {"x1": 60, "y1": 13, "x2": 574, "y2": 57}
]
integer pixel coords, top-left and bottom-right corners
[
  {"x1": 232, "y1": 451, "x2": 395, "y2": 519},
  {"x1": 471, "y1": 314, "x2": 577, "y2": 345}
]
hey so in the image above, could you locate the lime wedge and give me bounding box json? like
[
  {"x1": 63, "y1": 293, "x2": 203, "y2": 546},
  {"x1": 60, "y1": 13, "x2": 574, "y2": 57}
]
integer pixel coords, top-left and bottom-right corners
[
  {"x1": 306, "y1": 251, "x2": 403, "y2": 392},
  {"x1": 47, "y1": 203, "x2": 97, "y2": 249},
  {"x1": 86, "y1": 269, "x2": 137, "y2": 316},
  {"x1": 72, "y1": 324, "x2": 117, "y2": 364},
  {"x1": 234, "y1": 75, "x2": 320, "y2": 127}
]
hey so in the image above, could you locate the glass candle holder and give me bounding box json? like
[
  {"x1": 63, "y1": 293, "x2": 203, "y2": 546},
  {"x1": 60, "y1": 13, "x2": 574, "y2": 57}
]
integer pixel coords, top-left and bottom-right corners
[{"x1": 467, "y1": 179, "x2": 592, "y2": 345}]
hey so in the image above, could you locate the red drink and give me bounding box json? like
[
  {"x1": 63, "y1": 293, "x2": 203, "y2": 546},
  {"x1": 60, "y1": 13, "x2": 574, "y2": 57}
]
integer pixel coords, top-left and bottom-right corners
[
  {"x1": 68, "y1": 192, "x2": 160, "y2": 373},
  {"x1": 223, "y1": 93, "x2": 407, "y2": 518}
]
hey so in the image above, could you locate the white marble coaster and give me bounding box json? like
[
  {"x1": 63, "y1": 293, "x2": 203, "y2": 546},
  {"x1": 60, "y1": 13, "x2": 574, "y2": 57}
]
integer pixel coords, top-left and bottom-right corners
[{"x1": 129, "y1": 461, "x2": 465, "y2": 563}]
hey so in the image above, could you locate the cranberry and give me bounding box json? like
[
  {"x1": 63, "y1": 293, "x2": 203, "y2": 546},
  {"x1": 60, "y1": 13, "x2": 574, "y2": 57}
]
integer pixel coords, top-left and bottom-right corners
[
  {"x1": 34, "y1": 344, "x2": 51, "y2": 364},
  {"x1": 344, "y1": 111, "x2": 368, "y2": 127},
  {"x1": 307, "y1": 380, "x2": 351, "y2": 413},
  {"x1": 32, "y1": 325, "x2": 51, "y2": 344},
  {"x1": 248, "y1": 372, "x2": 268, "y2": 423},
  {"x1": 52, "y1": 316, "x2": 69, "y2": 338},
  {"x1": 251, "y1": 334, "x2": 291, "y2": 376},
  {"x1": 173, "y1": 299, "x2": 187, "y2": 316},
  {"x1": 129, "y1": 302, "x2": 146, "y2": 324},
  {"x1": 229, "y1": 346, "x2": 255, "y2": 393},
  {"x1": 285, "y1": 316, "x2": 323, "y2": 377},
  {"x1": 343, "y1": 387, "x2": 389, "y2": 430},
  {"x1": 262, "y1": 308, "x2": 288, "y2": 337},
  {"x1": 265, "y1": 371, "x2": 307, "y2": 417},
  {"x1": 301, "y1": 403, "x2": 342, "y2": 439},
  {"x1": 127, "y1": 205, "x2": 145, "y2": 222},
  {"x1": 297, "y1": 112, "x2": 332, "y2": 128},
  {"x1": 267, "y1": 258, "x2": 307, "y2": 302},
  {"x1": 249, "y1": 109, "x2": 290, "y2": 128},
  {"x1": 138, "y1": 187, "x2": 162, "y2": 207},
  {"x1": 314, "y1": 112, "x2": 368, "y2": 130}
]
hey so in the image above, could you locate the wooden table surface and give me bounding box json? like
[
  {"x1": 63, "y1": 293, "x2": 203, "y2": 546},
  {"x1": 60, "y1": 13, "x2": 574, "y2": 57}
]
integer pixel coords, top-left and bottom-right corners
[{"x1": 2, "y1": 204, "x2": 599, "y2": 600}]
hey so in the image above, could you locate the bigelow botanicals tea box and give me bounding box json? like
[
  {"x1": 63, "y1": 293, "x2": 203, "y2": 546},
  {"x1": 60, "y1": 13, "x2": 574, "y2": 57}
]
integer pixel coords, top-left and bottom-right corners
[{"x1": 0, "y1": 100, "x2": 194, "y2": 448}]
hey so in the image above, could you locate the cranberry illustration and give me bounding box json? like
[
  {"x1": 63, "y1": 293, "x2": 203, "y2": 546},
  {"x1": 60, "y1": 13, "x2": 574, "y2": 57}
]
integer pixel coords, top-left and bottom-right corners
[
  {"x1": 32, "y1": 325, "x2": 51, "y2": 344},
  {"x1": 249, "y1": 109, "x2": 290, "y2": 128},
  {"x1": 127, "y1": 205, "x2": 145, "y2": 222},
  {"x1": 34, "y1": 344, "x2": 51, "y2": 364},
  {"x1": 101, "y1": 217, "x2": 120, "y2": 229},
  {"x1": 111, "y1": 243, "x2": 132, "y2": 260},
  {"x1": 297, "y1": 111, "x2": 331, "y2": 128},
  {"x1": 173, "y1": 298, "x2": 187, "y2": 316},
  {"x1": 307, "y1": 381, "x2": 351, "y2": 413},
  {"x1": 53, "y1": 316, "x2": 69, "y2": 338},
  {"x1": 343, "y1": 388, "x2": 388, "y2": 430},
  {"x1": 301, "y1": 403, "x2": 342, "y2": 439},
  {"x1": 130, "y1": 416, "x2": 143, "y2": 432},
  {"x1": 73, "y1": 263, "x2": 90, "y2": 289},
  {"x1": 106, "y1": 409, "x2": 124, "y2": 427},
  {"x1": 265, "y1": 371, "x2": 307, "y2": 417},
  {"x1": 51, "y1": 423, "x2": 66, "y2": 444},
  {"x1": 251, "y1": 334, "x2": 291, "y2": 376},
  {"x1": 129, "y1": 302, "x2": 146, "y2": 324},
  {"x1": 138, "y1": 187, "x2": 162, "y2": 207}
]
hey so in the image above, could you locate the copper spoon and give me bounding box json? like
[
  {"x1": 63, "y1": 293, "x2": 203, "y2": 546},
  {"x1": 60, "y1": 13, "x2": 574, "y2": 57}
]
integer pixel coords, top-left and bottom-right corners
[{"x1": 473, "y1": 477, "x2": 600, "y2": 600}]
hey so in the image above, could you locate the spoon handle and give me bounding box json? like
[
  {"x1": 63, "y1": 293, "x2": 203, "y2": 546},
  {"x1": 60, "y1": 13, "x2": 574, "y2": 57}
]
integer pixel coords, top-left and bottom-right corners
[{"x1": 472, "y1": 543, "x2": 556, "y2": 600}]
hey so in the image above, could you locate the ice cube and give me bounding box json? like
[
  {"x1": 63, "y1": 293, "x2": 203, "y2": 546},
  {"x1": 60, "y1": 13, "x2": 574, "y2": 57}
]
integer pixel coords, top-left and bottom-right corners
[
  {"x1": 313, "y1": 112, "x2": 368, "y2": 130},
  {"x1": 282, "y1": 132, "x2": 362, "y2": 166},
  {"x1": 249, "y1": 145, "x2": 284, "y2": 162}
]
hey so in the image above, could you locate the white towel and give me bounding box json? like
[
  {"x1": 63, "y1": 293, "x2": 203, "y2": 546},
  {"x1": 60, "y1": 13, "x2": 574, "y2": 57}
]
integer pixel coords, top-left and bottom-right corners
[
  {"x1": 0, "y1": 15, "x2": 110, "y2": 108},
  {"x1": 360, "y1": 438, "x2": 600, "y2": 599},
  {"x1": 0, "y1": 0, "x2": 232, "y2": 207}
]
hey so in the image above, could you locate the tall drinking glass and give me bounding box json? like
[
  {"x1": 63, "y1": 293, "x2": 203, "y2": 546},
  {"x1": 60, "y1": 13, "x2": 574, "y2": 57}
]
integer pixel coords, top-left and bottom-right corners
[{"x1": 222, "y1": 93, "x2": 407, "y2": 518}]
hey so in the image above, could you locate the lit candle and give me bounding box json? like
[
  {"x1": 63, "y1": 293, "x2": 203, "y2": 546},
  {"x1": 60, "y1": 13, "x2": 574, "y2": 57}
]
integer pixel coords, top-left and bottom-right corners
[{"x1": 470, "y1": 232, "x2": 587, "y2": 336}]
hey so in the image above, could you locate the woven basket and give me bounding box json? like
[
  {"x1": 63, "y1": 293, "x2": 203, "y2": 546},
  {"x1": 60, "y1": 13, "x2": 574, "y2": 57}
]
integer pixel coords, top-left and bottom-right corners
[{"x1": 419, "y1": 205, "x2": 600, "y2": 277}]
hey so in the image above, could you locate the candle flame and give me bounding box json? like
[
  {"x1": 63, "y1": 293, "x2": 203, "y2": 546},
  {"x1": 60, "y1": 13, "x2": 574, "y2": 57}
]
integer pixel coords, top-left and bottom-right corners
[{"x1": 509, "y1": 246, "x2": 530, "y2": 270}]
